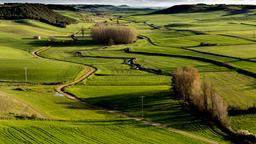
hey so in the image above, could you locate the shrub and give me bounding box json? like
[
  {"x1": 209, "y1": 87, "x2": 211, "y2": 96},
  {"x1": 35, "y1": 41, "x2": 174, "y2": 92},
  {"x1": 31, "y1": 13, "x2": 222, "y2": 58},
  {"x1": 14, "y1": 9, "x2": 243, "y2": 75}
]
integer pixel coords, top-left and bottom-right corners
[{"x1": 91, "y1": 26, "x2": 137, "y2": 45}]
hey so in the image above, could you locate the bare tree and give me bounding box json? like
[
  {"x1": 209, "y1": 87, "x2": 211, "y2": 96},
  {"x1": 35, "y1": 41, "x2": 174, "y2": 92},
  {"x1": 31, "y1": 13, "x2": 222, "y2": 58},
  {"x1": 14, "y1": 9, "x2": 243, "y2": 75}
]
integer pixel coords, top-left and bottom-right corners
[
  {"x1": 91, "y1": 26, "x2": 137, "y2": 44},
  {"x1": 173, "y1": 66, "x2": 229, "y2": 126}
]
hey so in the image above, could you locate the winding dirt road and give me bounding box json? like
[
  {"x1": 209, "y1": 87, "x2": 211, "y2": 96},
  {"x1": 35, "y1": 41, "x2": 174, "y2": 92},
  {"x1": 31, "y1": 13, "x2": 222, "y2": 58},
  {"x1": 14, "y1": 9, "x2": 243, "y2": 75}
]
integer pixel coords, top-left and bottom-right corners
[{"x1": 32, "y1": 47, "x2": 219, "y2": 144}]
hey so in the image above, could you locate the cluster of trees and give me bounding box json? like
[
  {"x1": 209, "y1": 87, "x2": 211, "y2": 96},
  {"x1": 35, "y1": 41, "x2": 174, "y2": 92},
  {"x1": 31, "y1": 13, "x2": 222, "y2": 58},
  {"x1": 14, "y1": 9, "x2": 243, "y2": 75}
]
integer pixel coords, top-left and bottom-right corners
[
  {"x1": 0, "y1": 3, "x2": 76, "y2": 27},
  {"x1": 91, "y1": 26, "x2": 137, "y2": 45},
  {"x1": 172, "y1": 66, "x2": 229, "y2": 126}
]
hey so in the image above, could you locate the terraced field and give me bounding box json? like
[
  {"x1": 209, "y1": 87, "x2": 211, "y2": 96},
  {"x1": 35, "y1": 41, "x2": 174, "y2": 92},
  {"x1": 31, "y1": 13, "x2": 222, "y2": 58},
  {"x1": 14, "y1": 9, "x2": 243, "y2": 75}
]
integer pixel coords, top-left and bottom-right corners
[{"x1": 0, "y1": 6, "x2": 255, "y2": 144}]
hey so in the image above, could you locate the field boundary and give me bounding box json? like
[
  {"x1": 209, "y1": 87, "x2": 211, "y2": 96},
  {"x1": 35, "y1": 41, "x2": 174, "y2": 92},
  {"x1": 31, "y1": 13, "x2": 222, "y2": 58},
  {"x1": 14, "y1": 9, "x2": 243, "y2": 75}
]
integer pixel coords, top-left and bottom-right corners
[{"x1": 138, "y1": 35, "x2": 256, "y2": 78}]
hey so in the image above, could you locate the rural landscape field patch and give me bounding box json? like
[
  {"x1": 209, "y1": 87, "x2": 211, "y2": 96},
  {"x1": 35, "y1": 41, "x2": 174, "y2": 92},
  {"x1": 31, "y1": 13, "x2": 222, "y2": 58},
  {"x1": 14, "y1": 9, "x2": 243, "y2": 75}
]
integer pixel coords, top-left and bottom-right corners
[{"x1": 0, "y1": 2, "x2": 255, "y2": 144}]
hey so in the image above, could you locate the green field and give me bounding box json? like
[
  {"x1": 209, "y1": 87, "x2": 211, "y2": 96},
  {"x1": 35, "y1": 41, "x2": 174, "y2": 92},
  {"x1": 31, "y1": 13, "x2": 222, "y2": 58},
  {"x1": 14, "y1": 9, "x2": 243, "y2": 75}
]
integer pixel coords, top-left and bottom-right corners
[
  {"x1": 190, "y1": 44, "x2": 256, "y2": 60},
  {"x1": 0, "y1": 120, "x2": 209, "y2": 144},
  {"x1": 0, "y1": 5, "x2": 255, "y2": 144}
]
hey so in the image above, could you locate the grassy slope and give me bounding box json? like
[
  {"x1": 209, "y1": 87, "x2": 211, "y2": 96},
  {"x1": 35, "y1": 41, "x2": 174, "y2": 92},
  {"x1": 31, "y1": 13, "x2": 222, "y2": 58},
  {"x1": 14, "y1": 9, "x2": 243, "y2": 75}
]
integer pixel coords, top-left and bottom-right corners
[
  {"x1": 39, "y1": 45, "x2": 227, "y2": 142},
  {"x1": 0, "y1": 20, "x2": 87, "y2": 84},
  {"x1": 67, "y1": 85, "x2": 226, "y2": 142},
  {"x1": 0, "y1": 83, "x2": 209, "y2": 144},
  {"x1": 128, "y1": 11, "x2": 256, "y2": 134},
  {"x1": 40, "y1": 33, "x2": 255, "y2": 136},
  {"x1": 0, "y1": 11, "x2": 215, "y2": 143},
  {"x1": 0, "y1": 9, "x2": 255, "y2": 143},
  {"x1": 0, "y1": 91, "x2": 45, "y2": 119}
]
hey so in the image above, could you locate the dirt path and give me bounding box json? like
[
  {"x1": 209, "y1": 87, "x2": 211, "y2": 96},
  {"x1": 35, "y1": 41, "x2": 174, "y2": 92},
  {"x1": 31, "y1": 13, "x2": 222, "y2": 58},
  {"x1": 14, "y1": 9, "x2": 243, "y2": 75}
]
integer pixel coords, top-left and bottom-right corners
[
  {"x1": 32, "y1": 47, "x2": 219, "y2": 144},
  {"x1": 31, "y1": 47, "x2": 96, "y2": 100}
]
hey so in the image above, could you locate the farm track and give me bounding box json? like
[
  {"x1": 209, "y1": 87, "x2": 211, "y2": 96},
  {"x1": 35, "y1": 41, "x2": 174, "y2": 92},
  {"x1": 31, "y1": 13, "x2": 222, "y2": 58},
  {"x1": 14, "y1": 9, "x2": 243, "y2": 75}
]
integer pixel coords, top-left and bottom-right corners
[{"x1": 32, "y1": 47, "x2": 220, "y2": 144}]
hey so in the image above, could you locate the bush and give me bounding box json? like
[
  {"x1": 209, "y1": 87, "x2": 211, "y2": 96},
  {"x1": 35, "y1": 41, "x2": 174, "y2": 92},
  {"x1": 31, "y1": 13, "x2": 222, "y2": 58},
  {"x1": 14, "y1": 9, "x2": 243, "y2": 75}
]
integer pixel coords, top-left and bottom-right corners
[{"x1": 91, "y1": 26, "x2": 137, "y2": 45}]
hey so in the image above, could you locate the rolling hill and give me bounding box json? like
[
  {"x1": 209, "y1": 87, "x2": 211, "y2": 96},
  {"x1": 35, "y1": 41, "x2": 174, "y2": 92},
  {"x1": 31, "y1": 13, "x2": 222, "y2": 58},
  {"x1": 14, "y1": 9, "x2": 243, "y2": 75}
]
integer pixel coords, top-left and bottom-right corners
[
  {"x1": 152, "y1": 4, "x2": 256, "y2": 14},
  {"x1": 0, "y1": 3, "x2": 77, "y2": 27}
]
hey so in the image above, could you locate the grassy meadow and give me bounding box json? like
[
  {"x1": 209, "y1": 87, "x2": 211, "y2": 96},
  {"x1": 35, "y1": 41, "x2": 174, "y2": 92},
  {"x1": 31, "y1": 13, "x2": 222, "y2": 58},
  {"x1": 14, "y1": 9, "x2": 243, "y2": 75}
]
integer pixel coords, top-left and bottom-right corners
[{"x1": 0, "y1": 6, "x2": 255, "y2": 144}]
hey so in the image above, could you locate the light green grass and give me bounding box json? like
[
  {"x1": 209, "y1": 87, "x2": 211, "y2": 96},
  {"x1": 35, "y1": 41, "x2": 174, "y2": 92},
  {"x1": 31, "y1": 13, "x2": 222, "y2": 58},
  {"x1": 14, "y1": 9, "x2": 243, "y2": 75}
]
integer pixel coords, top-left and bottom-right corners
[
  {"x1": 0, "y1": 85, "x2": 114, "y2": 120},
  {"x1": 0, "y1": 58, "x2": 82, "y2": 83},
  {"x1": 231, "y1": 114, "x2": 256, "y2": 134},
  {"x1": 0, "y1": 120, "x2": 207, "y2": 144},
  {"x1": 190, "y1": 44, "x2": 256, "y2": 59}
]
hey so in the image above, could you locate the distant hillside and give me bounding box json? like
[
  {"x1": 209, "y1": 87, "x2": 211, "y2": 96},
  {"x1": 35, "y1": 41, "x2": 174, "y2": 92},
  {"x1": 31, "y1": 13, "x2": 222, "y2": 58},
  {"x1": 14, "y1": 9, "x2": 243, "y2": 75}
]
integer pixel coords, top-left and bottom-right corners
[
  {"x1": 152, "y1": 4, "x2": 256, "y2": 14},
  {"x1": 0, "y1": 3, "x2": 77, "y2": 27},
  {"x1": 75, "y1": 4, "x2": 154, "y2": 12},
  {"x1": 46, "y1": 4, "x2": 77, "y2": 11}
]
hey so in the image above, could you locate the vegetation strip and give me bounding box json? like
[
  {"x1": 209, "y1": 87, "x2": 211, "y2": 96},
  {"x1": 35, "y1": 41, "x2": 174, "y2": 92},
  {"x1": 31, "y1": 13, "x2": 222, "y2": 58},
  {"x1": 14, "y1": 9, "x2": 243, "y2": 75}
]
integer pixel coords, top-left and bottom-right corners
[{"x1": 126, "y1": 50, "x2": 256, "y2": 78}]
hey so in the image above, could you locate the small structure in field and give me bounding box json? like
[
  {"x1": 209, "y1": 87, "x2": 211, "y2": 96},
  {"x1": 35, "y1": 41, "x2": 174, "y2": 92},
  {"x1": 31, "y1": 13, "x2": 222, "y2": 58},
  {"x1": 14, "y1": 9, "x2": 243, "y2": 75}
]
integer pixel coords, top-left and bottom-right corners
[
  {"x1": 132, "y1": 64, "x2": 141, "y2": 70},
  {"x1": 124, "y1": 48, "x2": 131, "y2": 53},
  {"x1": 48, "y1": 36, "x2": 56, "y2": 42},
  {"x1": 127, "y1": 58, "x2": 136, "y2": 65},
  {"x1": 74, "y1": 51, "x2": 82, "y2": 57},
  {"x1": 199, "y1": 42, "x2": 217, "y2": 46},
  {"x1": 33, "y1": 35, "x2": 41, "y2": 40}
]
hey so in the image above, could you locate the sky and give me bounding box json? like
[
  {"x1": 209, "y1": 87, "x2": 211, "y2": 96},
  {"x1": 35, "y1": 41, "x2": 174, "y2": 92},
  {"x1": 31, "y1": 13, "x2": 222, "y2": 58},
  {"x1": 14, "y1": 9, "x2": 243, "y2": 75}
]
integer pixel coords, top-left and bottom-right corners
[{"x1": 0, "y1": 0, "x2": 255, "y2": 7}]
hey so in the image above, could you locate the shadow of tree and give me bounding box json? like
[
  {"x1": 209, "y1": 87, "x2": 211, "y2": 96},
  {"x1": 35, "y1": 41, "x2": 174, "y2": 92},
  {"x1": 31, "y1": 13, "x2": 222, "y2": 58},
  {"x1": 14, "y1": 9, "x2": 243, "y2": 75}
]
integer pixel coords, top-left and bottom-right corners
[
  {"x1": 62, "y1": 89, "x2": 216, "y2": 133},
  {"x1": 28, "y1": 39, "x2": 101, "y2": 48}
]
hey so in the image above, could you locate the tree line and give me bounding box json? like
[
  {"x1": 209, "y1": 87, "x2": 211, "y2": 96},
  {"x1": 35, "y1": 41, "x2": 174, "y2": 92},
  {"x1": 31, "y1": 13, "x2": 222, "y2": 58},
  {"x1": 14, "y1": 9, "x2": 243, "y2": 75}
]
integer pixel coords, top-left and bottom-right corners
[{"x1": 172, "y1": 66, "x2": 256, "y2": 143}]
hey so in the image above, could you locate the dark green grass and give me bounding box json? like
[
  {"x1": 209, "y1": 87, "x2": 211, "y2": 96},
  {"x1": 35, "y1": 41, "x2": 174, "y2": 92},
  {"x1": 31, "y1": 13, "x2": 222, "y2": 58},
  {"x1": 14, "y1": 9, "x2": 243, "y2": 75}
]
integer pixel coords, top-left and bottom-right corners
[
  {"x1": 231, "y1": 114, "x2": 256, "y2": 134},
  {"x1": 67, "y1": 85, "x2": 226, "y2": 142}
]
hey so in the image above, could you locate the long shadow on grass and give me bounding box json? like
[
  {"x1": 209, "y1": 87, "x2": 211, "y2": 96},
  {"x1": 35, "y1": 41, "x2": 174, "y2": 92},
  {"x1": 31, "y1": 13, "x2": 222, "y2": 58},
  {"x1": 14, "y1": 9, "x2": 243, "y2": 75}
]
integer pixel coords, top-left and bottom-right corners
[
  {"x1": 65, "y1": 89, "x2": 216, "y2": 133},
  {"x1": 56, "y1": 119, "x2": 143, "y2": 126},
  {"x1": 28, "y1": 39, "x2": 101, "y2": 48}
]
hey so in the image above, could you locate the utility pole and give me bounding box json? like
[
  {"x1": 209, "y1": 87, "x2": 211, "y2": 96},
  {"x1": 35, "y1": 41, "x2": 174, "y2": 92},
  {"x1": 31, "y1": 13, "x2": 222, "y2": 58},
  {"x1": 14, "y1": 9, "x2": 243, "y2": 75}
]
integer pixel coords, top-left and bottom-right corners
[
  {"x1": 141, "y1": 96, "x2": 144, "y2": 119},
  {"x1": 24, "y1": 67, "x2": 28, "y2": 82}
]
